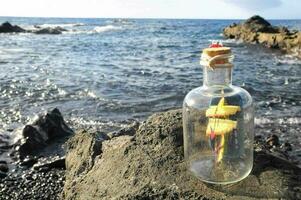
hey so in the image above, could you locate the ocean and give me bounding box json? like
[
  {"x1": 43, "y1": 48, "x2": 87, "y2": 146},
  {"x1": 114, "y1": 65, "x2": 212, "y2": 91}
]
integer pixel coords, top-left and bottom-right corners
[{"x1": 0, "y1": 17, "x2": 300, "y2": 162}]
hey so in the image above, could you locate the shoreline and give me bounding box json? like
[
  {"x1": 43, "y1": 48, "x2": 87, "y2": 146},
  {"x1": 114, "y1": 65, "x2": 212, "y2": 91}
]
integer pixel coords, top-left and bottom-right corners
[
  {"x1": 0, "y1": 16, "x2": 300, "y2": 199},
  {"x1": 0, "y1": 108, "x2": 300, "y2": 199}
]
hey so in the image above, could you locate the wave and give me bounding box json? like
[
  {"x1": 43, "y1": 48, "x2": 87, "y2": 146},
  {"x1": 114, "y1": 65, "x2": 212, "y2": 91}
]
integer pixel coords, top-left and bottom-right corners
[
  {"x1": 211, "y1": 38, "x2": 243, "y2": 45},
  {"x1": 62, "y1": 25, "x2": 123, "y2": 35},
  {"x1": 36, "y1": 23, "x2": 85, "y2": 28},
  {"x1": 68, "y1": 117, "x2": 127, "y2": 130},
  {"x1": 4, "y1": 24, "x2": 121, "y2": 35},
  {"x1": 0, "y1": 47, "x2": 28, "y2": 53},
  {"x1": 0, "y1": 48, "x2": 30, "y2": 59},
  {"x1": 21, "y1": 23, "x2": 85, "y2": 32},
  {"x1": 255, "y1": 117, "x2": 301, "y2": 125},
  {"x1": 276, "y1": 54, "x2": 301, "y2": 65},
  {"x1": 93, "y1": 25, "x2": 122, "y2": 33}
]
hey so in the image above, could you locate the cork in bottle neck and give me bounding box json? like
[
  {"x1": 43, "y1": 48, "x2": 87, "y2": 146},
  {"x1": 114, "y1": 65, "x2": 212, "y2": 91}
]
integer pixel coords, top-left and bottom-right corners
[{"x1": 200, "y1": 46, "x2": 234, "y2": 69}]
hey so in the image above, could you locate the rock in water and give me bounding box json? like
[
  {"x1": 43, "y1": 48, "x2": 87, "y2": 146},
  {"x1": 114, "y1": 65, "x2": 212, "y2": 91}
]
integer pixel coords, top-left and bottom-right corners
[
  {"x1": 63, "y1": 109, "x2": 301, "y2": 200},
  {"x1": 243, "y1": 15, "x2": 273, "y2": 32},
  {"x1": 0, "y1": 22, "x2": 67, "y2": 34},
  {"x1": 223, "y1": 15, "x2": 301, "y2": 58},
  {"x1": 0, "y1": 22, "x2": 26, "y2": 33},
  {"x1": 18, "y1": 108, "x2": 73, "y2": 159},
  {"x1": 0, "y1": 161, "x2": 9, "y2": 173},
  {"x1": 33, "y1": 27, "x2": 67, "y2": 34}
]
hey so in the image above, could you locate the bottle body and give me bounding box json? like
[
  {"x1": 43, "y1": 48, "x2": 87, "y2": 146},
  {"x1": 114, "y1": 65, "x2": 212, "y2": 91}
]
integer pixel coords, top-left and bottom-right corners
[{"x1": 183, "y1": 85, "x2": 254, "y2": 184}]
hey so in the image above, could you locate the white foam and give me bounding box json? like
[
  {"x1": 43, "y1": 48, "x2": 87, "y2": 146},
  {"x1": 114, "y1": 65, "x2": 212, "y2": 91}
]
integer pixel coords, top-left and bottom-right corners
[
  {"x1": 62, "y1": 25, "x2": 122, "y2": 35},
  {"x1": 209, "y1": 38, "x2": 242, "y2": 45},
  {"x1": 0, "y1": 48, "x2": 30, "y2": 60},
  {"x1": 284, "y1": 77, "x2": 289, "y2": 85},
  {"x1": 68, "y1": 117, "x2": 127, "y2": 128},
  {"x1": 87, "y1": 91, "x2": 97, "y2": 98},
  {"x1": 77, "y1": 89, "x2": 102, "y2": 100},
  {"x1": 255, "y1": 117, "x2": 301, "y2": 125},
  {"x1": 276, "y1": 54, "x2": 301, "y2": 65},
  {"x1": 36, "y1": 23, "x2": 85, "y2": 28},
  {"x1": 0, "y1": 48, "x2": 28, "y2": 53},
  {"x1": 58, "y1": 88, "x2": 67, "y2": 96},
  {"x1": 93, "y1": 25, "x2": 122, "y2": 33}
]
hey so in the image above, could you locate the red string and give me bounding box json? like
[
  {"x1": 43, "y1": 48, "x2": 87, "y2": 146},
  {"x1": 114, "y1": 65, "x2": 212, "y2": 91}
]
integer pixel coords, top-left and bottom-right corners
[{"x1": 209, "y1": 42, "x2": 223, "y2": 48}]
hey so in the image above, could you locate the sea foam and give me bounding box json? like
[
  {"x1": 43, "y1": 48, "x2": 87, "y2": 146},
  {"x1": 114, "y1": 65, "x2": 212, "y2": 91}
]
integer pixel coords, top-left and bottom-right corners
[
  {"x1": 37, "y1": 23, "x2": 85, "y2": 28},
  {"x1": 93, "y1": 25, "x2": 122, "y2": 33}
]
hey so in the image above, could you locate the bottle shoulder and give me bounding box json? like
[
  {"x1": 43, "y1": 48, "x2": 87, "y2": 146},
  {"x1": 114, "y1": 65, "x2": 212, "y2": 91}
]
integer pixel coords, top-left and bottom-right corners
[{"x1": 183, "y1": 85, "x2": 253, "y2": 109}]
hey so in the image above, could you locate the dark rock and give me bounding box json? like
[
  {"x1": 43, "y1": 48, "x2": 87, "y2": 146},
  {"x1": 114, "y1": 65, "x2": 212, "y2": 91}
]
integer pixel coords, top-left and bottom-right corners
[
  {"x1": 0, "y1": 162, "x2": 8, "y2": 173},
  {"x1": 281, "y1": 142, "x2": 293, "y2": 151},
  {"x1": 33, "y1": 27, "x2": 67, "y2": 34},
  {"x1": 19, "y1": 125, "x2": 47, "y2": 155},
  {"x1": 266, "y1": 134, "x2": 280, "y2": 147},
  {"x1": 0, "y1": 171, "x2": 7, "y2": 178},
  {"x1": 245, "y1": 15, "x2": 271, "y2": 27},
  {"x1": 223, "y1": 15, "x2": 301, "y2": 58},
  {"x1": 20, "y1": 156, "x2": 38, "y2": 168},
  {"x1": 0, "y1": 22, "x2": 68, "y2": 35},
  {"x1": 18, "y1": 108, "x2": 73, "y2": 159},
  {"x1": 243, "y1": 15, "x2": 276, "y2": 33},
  {"x1": 0, "y1": 22, "x2": 26, "y2": 33},
  {"x1": 33, "y1": 156, "x2": 66, "y2": 171},
  {"x1": 63, "y1": 109, "x2": 301, "y2": 200},
  {"x1": 0, "y1": 160, "x2": 7, "y2": 164},
  {"x1": 254, "y1": 135, "x2": 263, "y2": 141}
]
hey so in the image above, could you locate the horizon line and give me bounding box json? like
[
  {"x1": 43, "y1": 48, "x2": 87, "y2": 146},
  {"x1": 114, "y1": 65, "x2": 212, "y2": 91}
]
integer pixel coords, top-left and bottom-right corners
[{"x1": 0, "y1": 15, "x2": 301, "y2": 21}]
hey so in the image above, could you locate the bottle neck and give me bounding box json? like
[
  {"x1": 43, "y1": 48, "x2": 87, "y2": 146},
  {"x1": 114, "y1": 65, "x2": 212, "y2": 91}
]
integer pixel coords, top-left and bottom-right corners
[{"x1": 203, "y1": 66, "x2": 232, "y2": 87}]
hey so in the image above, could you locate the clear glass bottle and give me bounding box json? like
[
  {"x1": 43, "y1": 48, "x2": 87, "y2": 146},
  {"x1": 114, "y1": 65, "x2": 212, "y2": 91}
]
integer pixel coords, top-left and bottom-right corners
[{"x1": 183, "y1": 43, "x2": 254, "y2": 184}]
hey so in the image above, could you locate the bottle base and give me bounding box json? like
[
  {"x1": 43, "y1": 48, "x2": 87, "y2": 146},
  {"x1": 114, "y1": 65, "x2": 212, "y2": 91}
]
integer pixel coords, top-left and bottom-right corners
[{"x1": 189, "y1": 156, "x2": 253, "y2": 185}]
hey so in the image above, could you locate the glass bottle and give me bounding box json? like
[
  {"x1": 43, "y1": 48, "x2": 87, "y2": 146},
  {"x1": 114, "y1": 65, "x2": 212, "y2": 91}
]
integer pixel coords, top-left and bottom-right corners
[{"x1": 183, "y1": 43, "x2": 254, "y2": 184}]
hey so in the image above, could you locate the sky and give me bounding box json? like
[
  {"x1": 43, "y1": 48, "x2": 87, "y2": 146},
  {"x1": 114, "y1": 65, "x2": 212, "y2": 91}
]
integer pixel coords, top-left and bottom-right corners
[{"x1": 0, "y1": 0, "x2": 300, "y2": 19}]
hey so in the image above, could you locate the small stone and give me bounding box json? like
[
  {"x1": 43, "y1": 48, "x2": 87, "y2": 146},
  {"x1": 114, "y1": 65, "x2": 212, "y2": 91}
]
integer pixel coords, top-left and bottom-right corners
[
  {"x1": 280, "y1": 142, "x2": 292, "y2": 151},
  {"x1": 266, "y1": 134, "x2": 280, "y2": 147},
  {"x1": 254, "y1": 135, "x2": 263, "y2": 141},
  {"x1": 20, "y1": 156, "x2": 38, "y2": 168},
  {"x1": 0, "y1": 172, "x2": 7, "y2": 178},
  {"x1": 33, "y1": 157, "x2": 65, "y2": 171},
  {"x1": 0, "y1": 163, "x2": 8, "y2": 173}
]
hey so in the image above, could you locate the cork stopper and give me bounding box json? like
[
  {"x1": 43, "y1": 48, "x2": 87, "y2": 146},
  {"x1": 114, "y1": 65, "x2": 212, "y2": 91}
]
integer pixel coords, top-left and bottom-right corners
[
  {"x1": 202, "y1": 47, "x2": 231, "y2": 57},
  {"x1": 200, "y1": 44, "x2": 233, "y2": 69}
]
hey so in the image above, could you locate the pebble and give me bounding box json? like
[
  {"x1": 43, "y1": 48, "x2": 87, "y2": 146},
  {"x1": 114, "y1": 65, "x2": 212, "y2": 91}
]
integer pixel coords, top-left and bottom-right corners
[
  {"x1": 20, "y1": 156, "x2": 38, "y2": 168},
  {"x1": 0, "y1": 163, "x2": 9, "y2": 173},
  {"x1": 0, "y1": 168, "x2": 65, "y2": 199},
  {"x1": 0, "y1": 172, "x2": 7, "y2": 179},
  {"x1": 266, "y1": 134, "x2": 280, "y2": 147},
  {"x1": 280, "y1": 142, "x2": 293, "y2": 152}
]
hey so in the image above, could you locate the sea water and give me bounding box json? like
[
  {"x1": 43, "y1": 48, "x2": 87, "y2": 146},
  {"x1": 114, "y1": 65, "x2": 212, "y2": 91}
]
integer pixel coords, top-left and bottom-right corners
[{"x1": 0, "y1": 17, "x2": 300, "y2": 165}]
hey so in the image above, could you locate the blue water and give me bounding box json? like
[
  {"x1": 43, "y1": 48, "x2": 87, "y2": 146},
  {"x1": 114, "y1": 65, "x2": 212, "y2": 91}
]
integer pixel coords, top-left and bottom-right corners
[{"x1": 0, "y1": 17, "x2": 300, "y2": 160}]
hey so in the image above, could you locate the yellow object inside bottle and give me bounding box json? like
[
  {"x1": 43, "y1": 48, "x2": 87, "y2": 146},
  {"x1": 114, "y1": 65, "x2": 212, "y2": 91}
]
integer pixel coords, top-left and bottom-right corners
[
  {"x1": 206, "y1": 97, "x2": 241, "y2": 162},
  {"x1": 206, "y1": 118, "x2": 237, "y2": 136}
]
